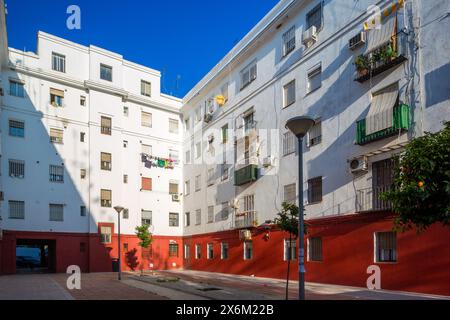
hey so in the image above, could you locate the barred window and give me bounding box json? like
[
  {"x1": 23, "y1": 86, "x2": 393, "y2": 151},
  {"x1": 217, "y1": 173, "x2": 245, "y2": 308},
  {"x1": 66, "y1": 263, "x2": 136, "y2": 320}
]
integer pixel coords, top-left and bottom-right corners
[
  {"x1": 207, "y1": 243, "x2": 214, "y2": 260},
  {"x1": 169, "y1": 118, "x2": 179, "y2": 134},
  {"x1": 185, "y1": 212, "x2": 191, "y2": 227},
  {"x1": 100, "y1": 189, "x2": 112, "y2": 207},
  {"x1": 284, "y1": 183, "x2": 296, "y2": 204},
  {"x1": 141, "y1": 111, "x2": 152, "y2": 128},
  {"x1": 283, "y1": 25, "x2": 296, "y2": 56},
  {"x1": 142, "y1": 210, "x2": 152, "y2": 226},
  {"x1": 283, "y1": 132, "x2": 296, "y2": 156},
  {"x1": 169, "y1": 212, "x2": 179, "y2": 227},
  {"x1": 141, "y1": 80, "x2": 151, "y2": 97},
  {"x1": 52, "y1": 52, "x2": 66, "y2": 73},
  {"x1": 9, "y1": 119, "x2": 25, "y2": 137},
  {"x1": 169, "y1": 243, "x2": 179, "y2": 257},
  {"x1": 244, "y1": 241, "x2": 253, "y2": 260},
  {"x1": 49, "y1": 165, "x2": 64, "y2": 183},
  {"x1": 195, "y1": 244, "x2": 201, "y2": 259},
  {"x1": 100, "y1": 226, "x2": 112, "y2": 244},
  {"x1": 306, "y1": 3, "x2": 323, "y2": 30},
  {"x1": 50, "y1": 128, "x2": 64, "y2": 144},
  {"x1": 221, "y1": 202, "x2": 229, "y2": 221},
  {"x1": 221, "y1": 243, "x2": 229, "y2": 260},
  {"x1": 283, "y1": 80, "x2": 296, "y2": 107},
  {"x1": 284, "y1": 239, "x2": 297, "y2": 261},
  {"x1": 100, "y1": 64, "x2": 112, "y2": 81},
  {"x1": 375, "y1": 232, "x2": 397, "y2": 262},
  {"x1": 307, "y1": 65, "x2": 322, "y2": 93},
  {"x1": 195, "y1": 209, "x2": 201, "y2": 225},
  {"x1": 10, "y1": 80, "x2": 25, "y2": 97},
  {"x1": 122, "y1": 209, "x2": 129, "y2": 219},
  {"x1": 9, "y1": 159, "x2": 25, "y2": 178},
  {"x1": 9, "y1": 200, "x2": 25, "y2": 219},
  {"x1": 207, "y1": 206, "x2": 214, "y2": 223},
  {"x1": 308, "y1": 177, "x2": 323, "y2": 204},
  {"x1": 101, "y1": 116, "x2": 112, "y2": 135},
  {"x1": 308, "y1": 237, "x2": 323, "y2": 262},
  {"x1": 100, "y1": 152, "x2": 112, "y2": 171},
  {"x1": 308, "y1": 120, "x2": 322, "y2": 147},
  {"x1": 240, "y1": 61, "x2": 257, "y2": 90},
  {"x1": 49, "y1": 204, "x2": 64, "y2": 222}
]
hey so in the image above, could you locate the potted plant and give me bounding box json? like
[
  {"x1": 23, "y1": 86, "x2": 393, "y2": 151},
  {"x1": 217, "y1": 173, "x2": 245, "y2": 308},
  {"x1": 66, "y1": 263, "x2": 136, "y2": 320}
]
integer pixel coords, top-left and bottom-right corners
[{"x1": 354, "y1": 54, "x2": 369, "y2": 77}]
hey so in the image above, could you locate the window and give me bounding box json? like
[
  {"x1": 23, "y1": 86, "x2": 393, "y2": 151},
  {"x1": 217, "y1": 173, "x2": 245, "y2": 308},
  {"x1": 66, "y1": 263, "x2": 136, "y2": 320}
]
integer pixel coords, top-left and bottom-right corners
[
  {"x1": 80, "y1": 243, "x2": 86, "y2": 253},
  {"x1": 100, "y1": 116, "x2": 112, "y2": 135},
  {"x1": 169, "y1": 149, "x2": 179, "y2": 164},
  {"x1": 49, "y1": 204, "x2": 64, "y2": 222},
  {"x1": 308, "y1": 120, "x2": 322, "y2": 146},
  {"x1": 80, "y1": 96, "x2": 86, "y2": 106},
  {"x1": 100, "y1": 152, "x2": 112, "y2": 171},
  {"x1": 221, "y1": 202, "x2": 229, "y2": 221},
  {"x1": 100, "y1": 226, "x2": 112, "y2": 244},
  {"x1": 10, "y1": 80, "x2": 25, "y2": 97},
  {"x1": 185, "y1": 180, "x2": 191, "y2": 196},
  {"x1": 240, "y1": 61, "x2": 257, "y2": 90},
  {"x1": 123, "y1": 243, "x2": 129, "y2": 251},
  {"x1": 306, "y1": 3, "x2": 323, "y2": 30},
  {"x1": 185, "y1": 117, "x2": 190, "y2": 132},
  {"x1": 195, "y1": 244, "x2": 202, "y2": 259},
  {"x1": 50, "y1": 128, "x2": 64, "y2": 144},
  {"x1": 169, "y1": 182, "x2": 179, "y2": 195},
  {"x1": 169, "y1": 213, "x2": 179, "y2": 227},
  {"x1": 169, "y1": 118, "x2": 179, "y2": 134},
  {"x1": 184, "y1": 244, "x2": 190, "y2": 259},
  {"x1": 122, "y1": 209, "x2": 129, "y2": 219},
  {"x1": 207, "y1": 168, "x2": 215, "y2": 186},
  {"x1": 50, "y1": 88, "x2": 64, "y2": 107},
  {"x1": 169, "y1": 243, "x2": 179, "y2": 257},
  {"x1": 221, "y1": 83, "x2": 229, "y2": 104},
  {"x1": 195, "y1": 142, "x2": 201, "y2": 159},
  {"x1": 141, "y1": 177, "x2": 152, "y2": 191},
  {"x1": 244, "y1": 241, "x2": 253, "y2": 260},
  {"x1": 244, "y1": 111, "x2": 256, "y2": 134},
  {"x1": 142, "y1": 210, "x2": 152, "y2": 226},
  {"x1": 9, "y1": 201, "x2": 25, "y2": 219},
  {"x1": 100, "y1": 64, "x2": 112, "y2": 81},
  {"x1": 141, "y1": 111, "x2": 152, "y2": 128},
  {"x1": 100, "y1": 189, "x2": 112, "y2": 207},
  {"x1": 221, "y1": 164, "x2": 229, "y2": 181},
  {"x1": 195, "y1": 175, "x2": 201, "y2": 191},
  {"x1": 283, "y1": 80, "x2": 296, "y2": 108},
  {"x1": 49, "y1": 165, "x2": 64, "y2": 183},
  {"x1": 284, "y1": 239, "x2": 297, "y2": 261},
  {"x1": 9, "y1": 159, "x2": 25, "y2": 178},
  {"x1": 185, "y1": 150, "x2": 191, "y2": 164},
  {"x1": 284, "y1": 184, "x2": 296, "y2": 205},
  {"x1": 308, "y1": 237, "x2": 323, "y2": 261},
  {"x1": 80, "y1": 169, "x2": 87, "y2": 180},
  {"x1": 307, "y1": 65, "x2": 322, "y2": 93},
  {"x1": 80, "y1": 132, "x2": 85, "y2": 142},
  {"x1": 221, "y1": 124, "x2": 229, "y2": 144},
  {"x1": 375, "y1": 232, "x2": 397, "y2": 262},
  {"x1": 9, "y1": 120, "x2": 25, "y2": 137},
  {"x1": 123, "y1": 140, "x2": 128, "y2": 148},
  {"x1": 80, "y1": 206, "x2": 86, "y2": 217},
  {"x1": 141, "y1": 80, "x2": 151, "y2": 97},
  {"x1": 207, "y1": 206, "x2": 214, "y2": 223},
  {"x1": 221, "y1": 243, "x2": 229, "y2": 260},
  {"x1": 50, "y1": 52, "x2": 66, "y2": 72},
  {"x1": 123, "y1": 106, "x2": 129, "y2": 117},
  {"x1": 283, "y1": 25, "x2": 296, "y2": 56},
  {"x1": 185, "y1": 212, "x2": 191, "y2": 227},
  {"x1": 308, "y1": 177, "x2": 323, "y2": 204},
  {"x1": 207, "y1": 243, "x2": 214, "y2": 260},
  {"x1": 141, "y1": 144, "x2": 152, "y2": 156},
  {"x1": 195, "y1": 209, "x2": 201, "y2": 225},
  {"x1": 123, "y1": 174, "x2": 128, "y2": 184}
]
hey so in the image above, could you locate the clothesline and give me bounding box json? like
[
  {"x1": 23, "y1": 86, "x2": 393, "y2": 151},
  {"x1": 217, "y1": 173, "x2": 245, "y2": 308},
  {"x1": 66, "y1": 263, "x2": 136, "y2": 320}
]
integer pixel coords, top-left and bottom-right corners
[{"x1": 141, "y1": 153, "x2": 177, "y2": 170}]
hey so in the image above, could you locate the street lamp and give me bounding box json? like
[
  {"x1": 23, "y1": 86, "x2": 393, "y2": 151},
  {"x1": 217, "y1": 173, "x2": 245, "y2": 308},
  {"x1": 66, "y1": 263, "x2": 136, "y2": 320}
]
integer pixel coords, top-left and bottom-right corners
[
  {"x1": 114, "y1": 206, "x2": 124, "y2": 281},
  {"x1": 285, "y1": 116, "x2": 315, "y2": 301}
]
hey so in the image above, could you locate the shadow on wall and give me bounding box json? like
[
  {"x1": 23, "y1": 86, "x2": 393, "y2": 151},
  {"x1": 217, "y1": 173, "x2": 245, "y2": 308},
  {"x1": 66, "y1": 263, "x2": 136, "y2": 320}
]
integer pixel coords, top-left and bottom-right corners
[{"x1": 425, "y1": 62, "x2": 450, "y2": 108}]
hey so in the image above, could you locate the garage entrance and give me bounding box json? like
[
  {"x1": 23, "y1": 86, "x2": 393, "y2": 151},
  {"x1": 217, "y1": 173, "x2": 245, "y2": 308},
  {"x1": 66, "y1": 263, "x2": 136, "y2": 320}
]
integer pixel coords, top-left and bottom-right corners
[{"x1": 16, "y1": 239, "x2": 56, "y2": 274}]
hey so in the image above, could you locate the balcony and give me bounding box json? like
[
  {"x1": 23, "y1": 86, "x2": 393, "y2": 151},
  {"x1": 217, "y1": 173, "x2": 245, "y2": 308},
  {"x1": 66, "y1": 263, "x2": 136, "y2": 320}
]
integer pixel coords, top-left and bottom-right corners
[
  {"x1": 235, "y1": 211, "x2": 258, "y2": 229},
  {"x1": 354, "y1": 32, "x2": 407, "y2": 83},
  {"x1": 234, "y1": 164, "x2": 258, "y2": 186},
  {"x1": 356, "y1": 104, "x2": 410, "y2": 145},
  {"x1": 356, "y1": 186, "x2": 392, "y2": 213}
]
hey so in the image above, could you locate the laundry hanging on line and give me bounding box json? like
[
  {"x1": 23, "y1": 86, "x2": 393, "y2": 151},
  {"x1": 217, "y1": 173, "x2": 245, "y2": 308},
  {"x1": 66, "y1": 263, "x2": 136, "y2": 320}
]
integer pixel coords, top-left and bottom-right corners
[{"x1": 141, "y1": 153, "x2": 175, "y2": 170}]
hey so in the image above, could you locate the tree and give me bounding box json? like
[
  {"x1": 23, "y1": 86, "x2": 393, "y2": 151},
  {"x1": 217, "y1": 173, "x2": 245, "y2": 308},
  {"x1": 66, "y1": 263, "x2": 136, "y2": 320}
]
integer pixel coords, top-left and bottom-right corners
[
  {"x1": 274, "y1": 202, "x2": 306, "y2": 300},
  {"x1": 135, "y1": 224, "x2": 153, "y2": 275},
  {"x1": 381, "y1": 122, "x2": 450, "y2": 232}
]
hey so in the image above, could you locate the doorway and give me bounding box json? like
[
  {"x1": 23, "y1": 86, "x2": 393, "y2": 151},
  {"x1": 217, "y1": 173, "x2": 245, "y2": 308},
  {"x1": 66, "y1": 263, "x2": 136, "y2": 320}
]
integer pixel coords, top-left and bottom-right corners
[{"x1": 16, "y1": 239, "x2": 56, "y2": 274}]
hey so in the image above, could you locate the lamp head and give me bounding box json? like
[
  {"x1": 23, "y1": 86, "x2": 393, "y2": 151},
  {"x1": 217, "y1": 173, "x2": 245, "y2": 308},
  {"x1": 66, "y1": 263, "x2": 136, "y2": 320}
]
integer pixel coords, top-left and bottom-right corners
[
  {"x1": 114, "y1": 206, "x2": 124, "y2": 214},
  {"x1": 285, "y1": 116, "x2": 315, "y2": 138}
]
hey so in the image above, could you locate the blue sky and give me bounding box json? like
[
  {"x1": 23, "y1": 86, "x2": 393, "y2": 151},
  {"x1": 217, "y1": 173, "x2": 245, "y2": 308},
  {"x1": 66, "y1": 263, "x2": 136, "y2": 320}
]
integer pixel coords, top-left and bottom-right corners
[{"x1": 6, "y1": 0, "x2": 279, "y2": 98}]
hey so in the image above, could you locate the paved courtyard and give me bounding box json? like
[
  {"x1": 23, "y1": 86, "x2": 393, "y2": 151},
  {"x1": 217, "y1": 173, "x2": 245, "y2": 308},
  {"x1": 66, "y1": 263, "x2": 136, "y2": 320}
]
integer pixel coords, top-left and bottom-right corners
[{"x1": 0, "y1": 271, "x2": 448, "y2": 300}]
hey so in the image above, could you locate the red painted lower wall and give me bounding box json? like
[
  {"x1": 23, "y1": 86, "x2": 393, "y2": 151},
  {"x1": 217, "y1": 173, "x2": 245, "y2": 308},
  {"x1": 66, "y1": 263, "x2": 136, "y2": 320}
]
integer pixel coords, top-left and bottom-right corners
[{"x1": 1, "y1": 213, "x2": 449, "y2": 296}]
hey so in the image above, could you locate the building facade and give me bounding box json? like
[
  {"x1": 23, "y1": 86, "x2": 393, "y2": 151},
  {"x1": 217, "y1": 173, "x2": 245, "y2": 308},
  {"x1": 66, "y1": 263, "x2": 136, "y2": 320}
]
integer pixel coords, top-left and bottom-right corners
[{"x1": 0, "y1": 0, "x2": 449, "y2": 296}]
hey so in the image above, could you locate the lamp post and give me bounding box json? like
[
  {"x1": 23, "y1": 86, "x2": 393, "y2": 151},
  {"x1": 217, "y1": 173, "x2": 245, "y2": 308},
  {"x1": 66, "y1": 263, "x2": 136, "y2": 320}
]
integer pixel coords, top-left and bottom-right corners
[
  {"x1": 114, "y1": 206, "x2": 124, "y2": 281},
  {"x1": 285, "y1": 116, "x2": 315, "y2": 301}
]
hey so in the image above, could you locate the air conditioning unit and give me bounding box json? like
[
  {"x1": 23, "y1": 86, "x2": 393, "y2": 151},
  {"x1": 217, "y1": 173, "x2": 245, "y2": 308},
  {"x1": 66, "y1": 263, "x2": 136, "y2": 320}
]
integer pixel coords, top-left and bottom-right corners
[
  {"x1": 204, "y1": 113, "x2": 213, "y2": 123},
  {"x1": 172, "y1": 194, "x2": 180, "y2": 202},
  {"x1": 350, "y1": 157, "x2": 368, "y2": 174},
  {"x1": 349, "y1": 32, "x2": 366, "y2": 50},
  {"x1": 302, "y1": 26, "x2": 318, "y2": 47},
  {"x1": 263, "y1": 156, "x2": 273, "y2": 168},
  {"x1": 239, "y1": 229, "x2": 252, "y2": 241}
]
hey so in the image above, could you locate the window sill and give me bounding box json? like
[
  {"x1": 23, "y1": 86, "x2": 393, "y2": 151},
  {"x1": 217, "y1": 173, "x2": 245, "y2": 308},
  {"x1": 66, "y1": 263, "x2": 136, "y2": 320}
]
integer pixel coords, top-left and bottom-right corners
[
  {"x1": 305, "y1": 201, "x2": 322, "y2": 206},
  {"x1": 283, "y1": 101, "x2": 296, "y2": 109},
  {"x1": 305, "y1": 85, "x2": 322, "y2": 97},
  {"x1": 375, "y1": 261, "x2": 398, "y2": 265}
]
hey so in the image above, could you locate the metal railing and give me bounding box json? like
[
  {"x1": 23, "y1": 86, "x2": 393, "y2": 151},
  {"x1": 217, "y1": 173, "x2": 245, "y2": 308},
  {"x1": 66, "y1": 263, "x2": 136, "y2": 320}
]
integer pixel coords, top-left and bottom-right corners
[
  {"x1": 356, "y1": 186, "x2": 392, "y2": 212},
  {"x1": 235, "y1": 211, "x2": 258, "y2": 229}
]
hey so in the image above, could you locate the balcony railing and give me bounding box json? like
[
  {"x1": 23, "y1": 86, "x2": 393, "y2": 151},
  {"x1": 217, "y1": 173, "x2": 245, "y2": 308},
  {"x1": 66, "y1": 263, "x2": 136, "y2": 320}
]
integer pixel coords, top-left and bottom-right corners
[
  {"x1": 356, "y1": 186, "x2": 392, "y2": 212},
  {"x1": 235, "y1": 211, "x2": 258, "y2": 229},
  {"x1": 354, "y1": 32, "x2": 408, "y2": 83},
  {"x1": 356, "y1": 104, "x2": 410, "y2": 145},
  {"x1": 234, "y1": 164, "x2": 258, "y2": 186}
]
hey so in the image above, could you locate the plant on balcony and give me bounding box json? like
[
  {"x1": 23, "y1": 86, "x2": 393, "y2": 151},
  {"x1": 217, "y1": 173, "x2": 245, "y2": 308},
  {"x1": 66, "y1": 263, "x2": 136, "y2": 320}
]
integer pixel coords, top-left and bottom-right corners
[
  {"x1": 135, "y1": 224, "x2": 153, "y2": 276},
  {"x1": 354, "y1": 54, "x2": 369, "y2": 76},
  {"x1": 381, "y1": 122, "x2": 450, "y2": 232}
]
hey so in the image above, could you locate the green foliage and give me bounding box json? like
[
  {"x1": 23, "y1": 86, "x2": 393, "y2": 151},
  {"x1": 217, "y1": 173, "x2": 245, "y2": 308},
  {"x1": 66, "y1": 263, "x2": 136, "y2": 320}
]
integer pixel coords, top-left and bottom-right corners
[
  {"x1": 135, "y1": 224, "x2": 153, "y2": 249},
  {"x1": 274, "y1": 202, "x2": 307, "y2": 237},
  {"x1": 381, "y1": 122, "x2": 450, "y2": 232},
  {"x1": 354, "y1": 54, "x2": 369, "y2": 71}
]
